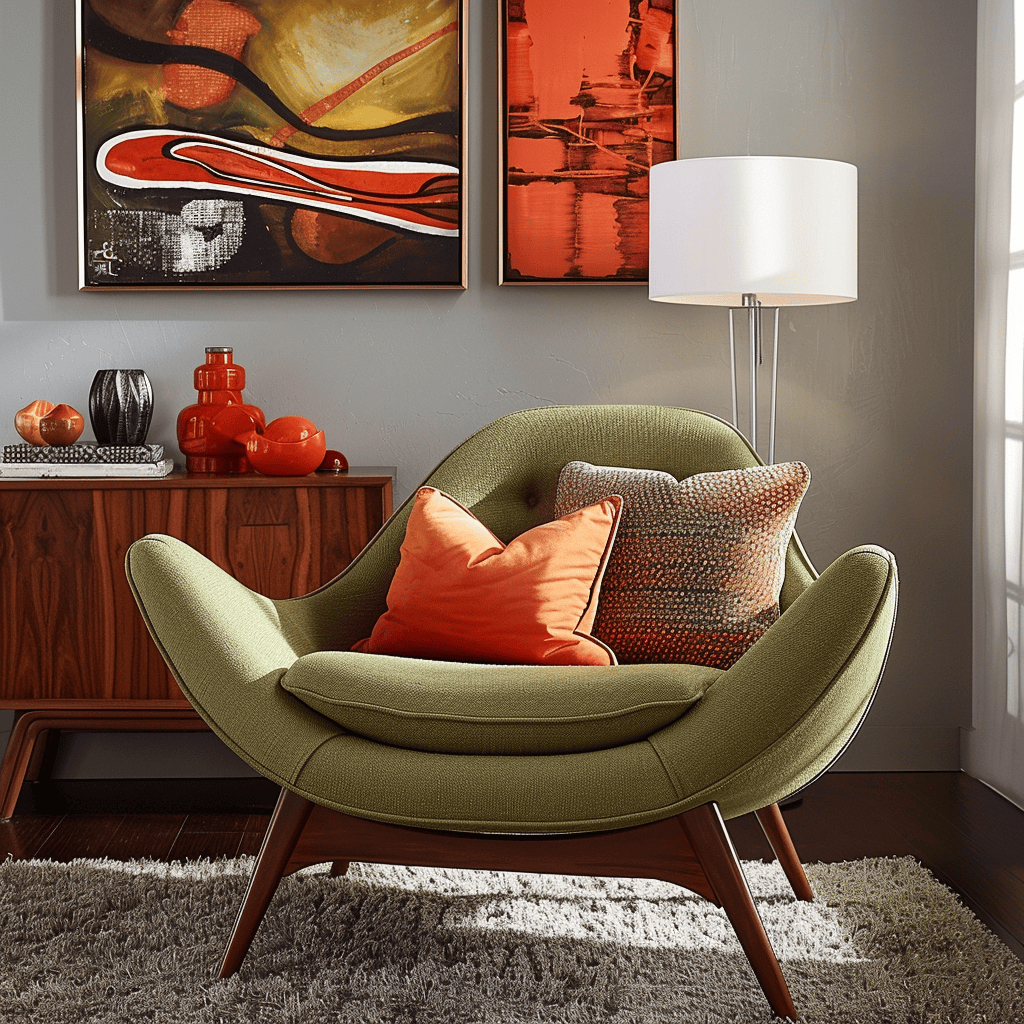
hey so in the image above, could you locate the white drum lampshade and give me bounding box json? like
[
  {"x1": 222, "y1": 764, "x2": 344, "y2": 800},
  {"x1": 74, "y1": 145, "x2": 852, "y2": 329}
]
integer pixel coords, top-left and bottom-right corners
[
  {"x1": 648, "y1": 156, "x2": 858, "y2": 307},
  {"x1": 648, "y1": 155, "x2": 858, "y2": 462}
]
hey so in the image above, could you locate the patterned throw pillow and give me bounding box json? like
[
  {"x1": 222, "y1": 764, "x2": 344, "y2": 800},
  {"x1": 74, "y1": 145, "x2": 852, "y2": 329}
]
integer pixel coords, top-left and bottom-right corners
[{"x1": 553, "y1": 461, "x2": 810, "y2": 669}]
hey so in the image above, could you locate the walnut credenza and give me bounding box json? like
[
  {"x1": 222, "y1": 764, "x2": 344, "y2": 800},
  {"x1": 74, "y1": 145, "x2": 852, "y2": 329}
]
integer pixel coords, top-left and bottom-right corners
[{"x1": 0, "y1": 467, "x2": 394, "y2": 818}]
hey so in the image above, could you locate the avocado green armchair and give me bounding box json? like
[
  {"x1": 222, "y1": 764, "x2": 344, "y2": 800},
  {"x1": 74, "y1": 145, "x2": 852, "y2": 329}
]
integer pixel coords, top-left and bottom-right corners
[{"x1": 125, "y1": 405, "x2": 897, "y2": 1021}]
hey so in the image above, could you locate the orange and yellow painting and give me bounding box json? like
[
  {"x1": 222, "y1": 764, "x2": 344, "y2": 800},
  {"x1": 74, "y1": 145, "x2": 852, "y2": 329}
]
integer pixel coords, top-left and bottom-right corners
[
  {"x1": 78, "y1": 0, "x2": 464, "y2": 289},
  {"x1": 500, "y1": 0, "x2": 675, "y2": 284}
]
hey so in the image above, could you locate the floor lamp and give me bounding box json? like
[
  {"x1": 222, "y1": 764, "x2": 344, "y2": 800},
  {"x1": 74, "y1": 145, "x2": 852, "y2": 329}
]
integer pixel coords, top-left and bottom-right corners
[{"x1": 648, "y1": 156, "x2": 858, "y2": 463}]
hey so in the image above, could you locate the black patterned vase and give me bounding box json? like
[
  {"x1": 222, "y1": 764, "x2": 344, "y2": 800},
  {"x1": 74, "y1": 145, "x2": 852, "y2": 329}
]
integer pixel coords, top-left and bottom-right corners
[{"x1": 89, "y1": 369, "x2": 154, "y2": 445}]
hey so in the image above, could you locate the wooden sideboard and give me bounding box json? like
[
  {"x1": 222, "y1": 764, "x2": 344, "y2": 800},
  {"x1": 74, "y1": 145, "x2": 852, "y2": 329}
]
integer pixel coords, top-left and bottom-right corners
[{"x1": 0, "y1": 467, "x2": 394, "y2": 818}]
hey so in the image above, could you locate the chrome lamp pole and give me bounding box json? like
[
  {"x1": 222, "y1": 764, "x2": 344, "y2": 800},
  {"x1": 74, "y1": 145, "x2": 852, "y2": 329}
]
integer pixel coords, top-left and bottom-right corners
[{"x1": 728, "y1": 296, "x2": 780, "y2": 463}]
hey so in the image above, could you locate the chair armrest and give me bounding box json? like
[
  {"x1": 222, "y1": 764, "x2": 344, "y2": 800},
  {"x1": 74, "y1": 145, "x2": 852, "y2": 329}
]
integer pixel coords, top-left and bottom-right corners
[
  {"x1": 647, "y1": 544, "x2": 898, "y2": 818},
  {"x1": 125, "y1": 535, "x2": 340, "y2": 785}
]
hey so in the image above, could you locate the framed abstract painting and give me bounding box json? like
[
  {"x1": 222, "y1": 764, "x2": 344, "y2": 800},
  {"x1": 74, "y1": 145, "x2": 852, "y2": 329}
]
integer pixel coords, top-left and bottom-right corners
[
  {"x1": 77, "y1": 0, "x2": 466, "y2": 290},
  {"x1": 499, "y1": 0, "x2": 676, "y2": 285}
]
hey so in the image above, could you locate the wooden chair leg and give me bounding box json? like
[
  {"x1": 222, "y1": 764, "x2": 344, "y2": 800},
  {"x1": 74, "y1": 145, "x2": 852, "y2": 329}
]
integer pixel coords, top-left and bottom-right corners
[
  {"x1": 680, "y1": 803, "x2": 797, "y2": 1022},
  {"x1": 755, "y1": 803, "x2": 814, "y2": 902},
  {"x1": 219, "y1": 786, "x2": 315, "y2": 978},
  {"x1": 329, "y1": 860, "x2": 350, "y2": 877}
]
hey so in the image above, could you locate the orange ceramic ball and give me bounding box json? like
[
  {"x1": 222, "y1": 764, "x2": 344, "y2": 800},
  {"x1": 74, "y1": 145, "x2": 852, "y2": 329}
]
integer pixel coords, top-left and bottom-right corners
[
  {"x1": 263, "y1": 416, "x2": 318, "y2": 443},
  {"x1": 14, "y1": 400, "x2": 56, "y2": 446},
  {"x1": 38, "y1": 404, "x2": 85, "y2": 446}
]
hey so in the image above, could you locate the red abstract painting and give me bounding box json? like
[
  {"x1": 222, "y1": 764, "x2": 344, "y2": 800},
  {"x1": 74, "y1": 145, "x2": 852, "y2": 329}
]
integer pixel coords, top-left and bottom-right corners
[
  {"x1": 500, "y1": 0, "x2": 675, "y2": 284},
  {"x1": 78, "y1": 0, "x2": 465, "y2": 290}
]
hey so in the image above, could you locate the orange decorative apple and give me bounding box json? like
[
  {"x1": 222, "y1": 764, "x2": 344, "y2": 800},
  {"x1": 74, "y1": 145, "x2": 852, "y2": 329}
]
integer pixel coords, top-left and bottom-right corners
[
  {"x1": 14, "y1": 400, "x2": 55, "y2": 446},
  {"x1": 38, "y1": 404, "x2": 85, "y2": 446}
]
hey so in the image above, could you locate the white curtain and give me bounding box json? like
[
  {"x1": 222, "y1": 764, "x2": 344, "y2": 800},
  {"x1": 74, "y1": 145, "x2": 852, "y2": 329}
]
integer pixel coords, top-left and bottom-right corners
[{"x1": 970, "y1": 0, "x2": 1024, "y2": 806}]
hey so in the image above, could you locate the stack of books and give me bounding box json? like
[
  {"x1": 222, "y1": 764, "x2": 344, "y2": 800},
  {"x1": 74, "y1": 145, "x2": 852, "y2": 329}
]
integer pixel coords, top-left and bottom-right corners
[{"x1": 0, "y1": 443, "x2": 174, "y2": 478}]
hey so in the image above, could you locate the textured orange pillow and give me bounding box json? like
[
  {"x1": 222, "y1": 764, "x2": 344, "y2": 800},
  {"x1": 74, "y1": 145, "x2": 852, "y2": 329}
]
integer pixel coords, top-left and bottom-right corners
[
  {"x1": 353, "y1": 487, "x2": 623, "y2": 666},
  {"x1": 554, "y1": 461, "x2": 810, "y2": 669}
]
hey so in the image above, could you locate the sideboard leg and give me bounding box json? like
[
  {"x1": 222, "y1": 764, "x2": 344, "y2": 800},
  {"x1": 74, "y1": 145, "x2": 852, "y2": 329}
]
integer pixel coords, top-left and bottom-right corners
[
  {"x1": 24, "y1": 728, "x2": 60, "y2": 783},
  {"x1": 0, "y1": 708, "x2": 207, "y2": 821},
  {"x1": 0, "y1": 713, "x2": 47, "y2": 822}
]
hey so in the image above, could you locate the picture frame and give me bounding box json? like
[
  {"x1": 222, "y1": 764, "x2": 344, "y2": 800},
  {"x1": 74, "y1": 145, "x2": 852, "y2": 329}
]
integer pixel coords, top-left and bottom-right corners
[
  {"x1": 498, "y1": 0, "x2": 676, "y2": 286},
  {"x1": 77, "y1": 0, "x2": 467, "y2": 291}
]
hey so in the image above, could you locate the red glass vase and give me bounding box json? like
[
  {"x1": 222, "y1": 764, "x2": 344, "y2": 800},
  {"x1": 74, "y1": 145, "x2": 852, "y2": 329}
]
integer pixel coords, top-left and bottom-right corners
[{"x1": 176, "y1": 347, "x2": 266, "y2": 473}]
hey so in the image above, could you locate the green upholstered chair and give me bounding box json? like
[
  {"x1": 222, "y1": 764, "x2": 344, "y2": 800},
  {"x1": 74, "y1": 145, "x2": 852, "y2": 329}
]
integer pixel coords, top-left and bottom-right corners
[{"x1": 125, "y1": 406, "x2": 898, "y2": 1021}]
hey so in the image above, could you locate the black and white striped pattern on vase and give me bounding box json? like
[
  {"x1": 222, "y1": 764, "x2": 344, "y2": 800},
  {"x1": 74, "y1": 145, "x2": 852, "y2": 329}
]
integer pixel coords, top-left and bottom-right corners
[{"x1": 89, "y1": 368, "x2": 154, "y2": 445}]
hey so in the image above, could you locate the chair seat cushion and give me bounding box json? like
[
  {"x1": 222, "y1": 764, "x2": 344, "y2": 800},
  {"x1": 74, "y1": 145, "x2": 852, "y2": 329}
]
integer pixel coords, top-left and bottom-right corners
[{"x1": 281, "y1": 652, "x2": 720, "y2": 755}]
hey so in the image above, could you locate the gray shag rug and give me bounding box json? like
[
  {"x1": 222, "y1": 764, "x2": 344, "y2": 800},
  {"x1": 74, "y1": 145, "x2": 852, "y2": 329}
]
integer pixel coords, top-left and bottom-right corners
[{"x1": 2, "y1": 854, "x2": 1023, "y2": 1023}]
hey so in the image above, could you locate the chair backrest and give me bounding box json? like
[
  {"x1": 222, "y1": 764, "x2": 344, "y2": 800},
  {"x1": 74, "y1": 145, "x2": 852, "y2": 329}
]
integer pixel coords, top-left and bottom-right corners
[{"x1": 299, "y1": 405, "x2": 817, "y2": 651}]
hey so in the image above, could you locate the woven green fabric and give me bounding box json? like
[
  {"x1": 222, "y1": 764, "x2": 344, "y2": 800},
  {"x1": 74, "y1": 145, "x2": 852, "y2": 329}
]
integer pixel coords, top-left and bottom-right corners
[
  {"x1": 281, "y1": 654, "x2": 717, "y2": 754},
  {"x1": 647, "y1": 544, "x2": 898, "y2": 819},
  {"x1": 125, "y1": 405, "x2": 897, "y2": 834}
]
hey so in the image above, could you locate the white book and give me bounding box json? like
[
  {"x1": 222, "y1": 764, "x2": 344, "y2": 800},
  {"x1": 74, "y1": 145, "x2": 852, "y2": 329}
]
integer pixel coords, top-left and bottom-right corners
[{"x1": 0, "y1": 459, "x2": 176, "y2": 479}]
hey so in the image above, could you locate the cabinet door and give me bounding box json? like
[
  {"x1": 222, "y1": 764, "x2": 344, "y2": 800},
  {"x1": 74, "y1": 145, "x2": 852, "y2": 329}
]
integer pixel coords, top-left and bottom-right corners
[
  {"x1": 0, "y1": 490, "x2": 112, "y2": 701},
  {"x1": 0, "y1": 482, "x2": 386, "y2": 702}
]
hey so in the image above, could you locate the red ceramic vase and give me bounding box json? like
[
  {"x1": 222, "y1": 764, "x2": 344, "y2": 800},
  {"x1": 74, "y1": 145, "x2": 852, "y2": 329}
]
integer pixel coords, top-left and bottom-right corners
[{"x1": 176, "y1": 347, "x2": 266, "y2": 473}]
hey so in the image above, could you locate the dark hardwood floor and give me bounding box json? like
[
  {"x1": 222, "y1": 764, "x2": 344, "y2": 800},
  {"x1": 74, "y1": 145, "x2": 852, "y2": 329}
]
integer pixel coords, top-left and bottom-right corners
[{"x1": 3, "y1": 771, "x2": 1023, "y2": 960}]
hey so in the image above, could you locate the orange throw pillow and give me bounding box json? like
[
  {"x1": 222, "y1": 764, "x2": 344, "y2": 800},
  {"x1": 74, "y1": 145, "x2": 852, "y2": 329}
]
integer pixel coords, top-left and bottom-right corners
[{"x1": 353, "y1": 487, "x2": 623, "y2": 666}]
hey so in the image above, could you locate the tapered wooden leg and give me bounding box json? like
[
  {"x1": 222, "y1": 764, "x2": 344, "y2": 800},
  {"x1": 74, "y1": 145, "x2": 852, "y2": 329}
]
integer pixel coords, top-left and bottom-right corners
[
  {"x1": 681, "y1": 803, "x2": 797, "y2": 1021},
  {"x1": 0, "y1": 713, "x2": 41, "y2": 822},
  {"x1": 329, "y1": 860, "x2": 350, "y2": 877},
  {"x1": 755, "y1": 803, "x2": 814, "y2": 902},
  {"x1": 24, "y1": 728, "x2": 59, "y2": 782},
  {"x1": 219, "y1": 786, "x2": 315, "y2": 978}
]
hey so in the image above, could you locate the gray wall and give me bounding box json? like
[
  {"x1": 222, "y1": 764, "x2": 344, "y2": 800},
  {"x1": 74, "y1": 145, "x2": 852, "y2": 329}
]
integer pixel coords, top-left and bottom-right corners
[{"x1": 0, "y1": 0, "x2": 975, "y2": 778}]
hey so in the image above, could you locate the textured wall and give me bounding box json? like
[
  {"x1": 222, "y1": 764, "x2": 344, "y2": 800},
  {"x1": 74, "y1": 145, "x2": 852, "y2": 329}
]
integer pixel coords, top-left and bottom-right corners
[{"x1": 0, "y1": 0, "x2": 975, "y2": 776}]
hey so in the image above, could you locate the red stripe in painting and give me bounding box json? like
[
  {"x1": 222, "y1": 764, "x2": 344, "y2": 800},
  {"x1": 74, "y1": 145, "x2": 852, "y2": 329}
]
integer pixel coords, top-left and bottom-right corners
[{"x1": 270, "y1": 21, "x2": 458, "y2": 147}]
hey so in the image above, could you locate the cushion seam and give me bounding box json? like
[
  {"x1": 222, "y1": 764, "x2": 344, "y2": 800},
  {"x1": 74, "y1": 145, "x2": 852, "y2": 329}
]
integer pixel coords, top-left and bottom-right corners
[
  {"x1": 293, "y1": 731, "x2": 350, "y2": 788},
  {"x1": 646, "y1": 737, "x2": 685, "y2": 801},
  {"x1": 283, "y1": 691, "x2": 702, "y2": 724}
]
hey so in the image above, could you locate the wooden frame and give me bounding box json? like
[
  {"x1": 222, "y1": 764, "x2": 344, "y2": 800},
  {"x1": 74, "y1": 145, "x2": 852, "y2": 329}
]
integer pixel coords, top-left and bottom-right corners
[
  {"x1": 77, "y1": 0, "x2": 467, "y2": 290},
  {"x1": 498, "y1": 0, "x2": 676, "y2": 285},
  {"x1": 219, "y1": 787, "x2": 809, "y2": 1020}
]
